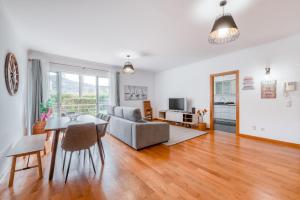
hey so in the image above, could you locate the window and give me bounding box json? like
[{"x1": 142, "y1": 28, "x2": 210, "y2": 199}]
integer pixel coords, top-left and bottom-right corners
[
  {"x1": 81, "y1": 75, "x2": 97, "y2": 115},
  {"x1": 48, "y1": 71, "x2": 111, "y2": 116},
  {"x1": 48, "y1": 72, "x2": 59, "y2": 116},
  {"x1": 61, "y1": 73, "x2": 80, "y2": 114},
  {"x1": 98, "y1": 77, "x2": 110, "y2": 114}
]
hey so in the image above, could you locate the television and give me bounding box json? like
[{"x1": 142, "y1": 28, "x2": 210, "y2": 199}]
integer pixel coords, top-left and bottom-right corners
[{"x1": 169, "y1": 98, "x2": 186, "y2": 111}]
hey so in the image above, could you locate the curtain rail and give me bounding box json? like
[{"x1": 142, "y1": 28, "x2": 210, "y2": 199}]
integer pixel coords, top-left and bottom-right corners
[{"x1": 28, "y1": 59, "x2": 110, "y2": 72}]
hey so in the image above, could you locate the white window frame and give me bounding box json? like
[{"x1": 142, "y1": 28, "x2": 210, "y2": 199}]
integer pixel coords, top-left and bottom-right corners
[{"x1": 49, "y1": 71, "x2": 112, "y2": 116}]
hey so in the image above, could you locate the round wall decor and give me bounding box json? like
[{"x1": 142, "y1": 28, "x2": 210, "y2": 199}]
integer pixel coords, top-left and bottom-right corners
[{"x1": 4, "y1": 53, "x2": 19, "y2": 95}]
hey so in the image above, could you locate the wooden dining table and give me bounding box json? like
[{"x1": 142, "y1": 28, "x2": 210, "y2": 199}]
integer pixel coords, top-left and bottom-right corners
[{"x1": 44, "y1": 115, "x2": 108, "y2": 181}]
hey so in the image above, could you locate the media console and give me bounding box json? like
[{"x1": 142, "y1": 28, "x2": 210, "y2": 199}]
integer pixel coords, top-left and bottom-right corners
[{"x1": 158, "y1": 110, "x2": 199, "y2": 127}]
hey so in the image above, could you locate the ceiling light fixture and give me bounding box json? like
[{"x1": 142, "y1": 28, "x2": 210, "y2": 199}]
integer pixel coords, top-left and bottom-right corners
[
  {"x1": 265, "y1": 67, "x2": 271, "y2": 75},
  {"x1": 123, "y1": 55, "x2": 135, "y2": 74},
  {"x1": 208, "y1": 0, "x2": 240, "y2": 44}
]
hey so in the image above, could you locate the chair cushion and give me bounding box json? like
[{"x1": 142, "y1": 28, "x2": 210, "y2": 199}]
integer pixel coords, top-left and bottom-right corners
[
  {"x1": 122, "y1": 107, "x2": 143, "y2": 122},
  {"x1": 114, "y1": 107, "x2": 123, "y2": 118}
]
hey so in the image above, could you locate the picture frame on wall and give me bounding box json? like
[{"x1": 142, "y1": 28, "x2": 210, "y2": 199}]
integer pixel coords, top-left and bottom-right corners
[
  {"x1": 124, "y1": 85, "x2": 148, "y2": 101},
  {"x1": 242, "y1": 76, "x2": 254, "y2": 90},
  {"x1": 261, "y1": 80, "x2": 277, "y2": 99}
]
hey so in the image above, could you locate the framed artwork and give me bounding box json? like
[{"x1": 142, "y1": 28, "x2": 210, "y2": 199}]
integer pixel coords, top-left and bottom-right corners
[
  {"x1": 124, "y1": 85, "x2": 148, "y2": 101},
  {"x1": 261, "y1": 80, "x2": 277, "y2": 99},
  {"x1": 242, "y1": 76, "x2": 254, "y2": 90}
]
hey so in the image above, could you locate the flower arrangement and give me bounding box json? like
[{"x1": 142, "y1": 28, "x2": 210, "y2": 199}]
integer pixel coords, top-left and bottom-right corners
[
  {"x1": 197, "y1": 108, "x2": 207, "y2": 123},
  {"x1": 40, "y1": 99, "x2": 53, "y2": 121}
]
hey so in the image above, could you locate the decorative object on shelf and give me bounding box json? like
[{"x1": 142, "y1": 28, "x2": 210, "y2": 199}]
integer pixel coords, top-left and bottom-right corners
[
  {"x1": 40, "y1": 99, "x2": 53, "y2": 121},
  {"x1": 197, "y1": 109, "x2": 208, "y2": 123},
  {"x1": 66, "y1": 112, "x2": 80, "y2": 121},
  {"x1": 124, "y1": 85, "x2": 147, "y2": 101},
  {"x1": 4, "y1": 53, "x2": 19, "y2": 95},
  {"x1": 242, "y1": 76, "x2": 254, "y2": 90},
  {"x1": 123, "y1": 55, "x2": 135, "y2": 74},
  {"x1": 208, "y1": 0, "x2": 240, "y2": 44},
  {"x1": 192, "y1": 107, "x2": 196, "y2": 114},
  {"x1": 261, "y1": 80, "x2": 277, "y2": 99}
]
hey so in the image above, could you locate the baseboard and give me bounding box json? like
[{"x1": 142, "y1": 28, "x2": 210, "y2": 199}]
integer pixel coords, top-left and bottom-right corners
[
  {"x1": 239, "y1": 133, "x2": 300, "y2": 148},
  {"x1": 0, "y1": 145, "x2": 13, "y2": 182}
]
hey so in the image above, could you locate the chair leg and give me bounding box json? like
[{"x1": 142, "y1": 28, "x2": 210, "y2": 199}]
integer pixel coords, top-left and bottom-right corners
[
  {"x1": 88, "y1": 148, "x2": 96, "y2": 174},
  {"x1": 62, "y1": 151, "x2": 67, "y2": 172},
  {"x1": 65, "y1": 152, "x2": 73, "y2": 183}
]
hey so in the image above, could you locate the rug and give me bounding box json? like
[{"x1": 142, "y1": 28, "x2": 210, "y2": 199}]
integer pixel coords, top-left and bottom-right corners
[{"x1": 163, "y1": 125, "x2": 208, "y2": 146}]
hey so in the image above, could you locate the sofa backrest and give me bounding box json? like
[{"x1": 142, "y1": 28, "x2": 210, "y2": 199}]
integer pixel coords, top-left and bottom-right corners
[
  {"x1": 112, "y1": 106, "x2": 143, "y2": 122},
  {"x1": 122, "y1": 107, "x2": 143, "y2": 122},
  {"x1": 114, "y1": 107, "x2": 124, "y2": 118}
]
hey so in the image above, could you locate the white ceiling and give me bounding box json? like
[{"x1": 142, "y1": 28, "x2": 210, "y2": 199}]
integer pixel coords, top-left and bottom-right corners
[{"x1": 3, "y1": 0, "x2": 300, "y2": 71}]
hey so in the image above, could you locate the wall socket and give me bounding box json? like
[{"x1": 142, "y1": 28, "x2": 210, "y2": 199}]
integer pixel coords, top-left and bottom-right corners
[
  {"x1": 252, "y1": 126, "x2": 256, "y2": 130},
  {"x1": 261, "y1": 128, "x2": 265, "y2": 132}
]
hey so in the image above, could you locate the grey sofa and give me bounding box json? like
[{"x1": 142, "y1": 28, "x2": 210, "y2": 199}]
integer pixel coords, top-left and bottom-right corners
[{"x1": 108, "y1": 106, "x2": 169, "y2": 150}]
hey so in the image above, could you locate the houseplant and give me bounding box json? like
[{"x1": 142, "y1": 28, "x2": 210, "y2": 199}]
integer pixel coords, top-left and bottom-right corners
[{"x1": 32, "y1": 99, "x2": 53, "y2": 140}]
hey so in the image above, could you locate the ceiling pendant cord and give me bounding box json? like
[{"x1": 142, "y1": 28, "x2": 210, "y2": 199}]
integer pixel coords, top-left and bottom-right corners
[{"x1": 221, "y1": 0, "x2": 226, "y2": 16}]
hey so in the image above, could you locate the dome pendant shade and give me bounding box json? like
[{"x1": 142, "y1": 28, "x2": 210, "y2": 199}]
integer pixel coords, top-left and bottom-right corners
[
  {"x1": 209, "y1": 14, "x2": 240, "y2": 44},
  {"x1": 123, "y1": 61, "x2": 135, "y2": 73},
  {"x1": 208, "y1": 0, "x2": 240, "y2": 44}
]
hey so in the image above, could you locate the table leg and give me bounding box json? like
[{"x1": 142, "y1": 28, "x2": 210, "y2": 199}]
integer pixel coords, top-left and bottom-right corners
[{"x1": 49, "y1": 130, "x2": 60, "y2": 180}]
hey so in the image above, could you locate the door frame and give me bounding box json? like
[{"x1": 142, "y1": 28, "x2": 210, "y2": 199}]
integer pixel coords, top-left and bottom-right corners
[{"x1": 210, "y1": 70, "x2": 240, "y2": 135}]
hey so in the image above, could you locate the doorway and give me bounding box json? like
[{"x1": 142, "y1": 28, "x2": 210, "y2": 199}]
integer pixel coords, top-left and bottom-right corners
[{"x1": 210, "y1": 70, "x2": 239, "y2": 134}]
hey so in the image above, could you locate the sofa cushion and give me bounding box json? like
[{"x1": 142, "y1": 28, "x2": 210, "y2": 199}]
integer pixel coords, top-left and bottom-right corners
[
  {"x1": 107, "y1": 105, "x2": 115, "y2": 115},
  {"x1": 122, "y1": 107, "x2": 143, "y2": 122},
  {"x1": 114, "y1": 107, "x2": 123, "y2": 118}
]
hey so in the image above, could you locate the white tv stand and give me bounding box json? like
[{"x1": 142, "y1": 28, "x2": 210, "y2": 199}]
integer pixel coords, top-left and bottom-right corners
[{"x1": 158, "y1": 110, "x2": 199, "y2": 127}]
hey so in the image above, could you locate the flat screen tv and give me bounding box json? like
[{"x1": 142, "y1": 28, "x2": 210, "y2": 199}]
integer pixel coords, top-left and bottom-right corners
[{"x1": 169, "y1": 98, "x2": 186, "y2": 111}]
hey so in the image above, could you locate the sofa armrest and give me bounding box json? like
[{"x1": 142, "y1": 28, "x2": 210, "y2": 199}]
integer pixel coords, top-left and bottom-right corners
[{"x1": 132, "y1": 122, "x2": 169, "y2": 150}]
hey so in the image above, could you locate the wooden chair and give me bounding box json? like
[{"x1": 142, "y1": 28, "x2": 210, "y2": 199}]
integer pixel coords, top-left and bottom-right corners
[
  {"x1": 6, "y1": 135, "x2": 46, "y2": 187},
  {"x1": 143, "y1": 101, "x2": 153, "y2": 121}
]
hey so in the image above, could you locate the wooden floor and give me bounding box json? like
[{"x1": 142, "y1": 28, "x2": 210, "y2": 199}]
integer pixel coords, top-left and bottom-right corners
[{"x1": 1, "y1": 130, "x2": 300, "y2": 200}]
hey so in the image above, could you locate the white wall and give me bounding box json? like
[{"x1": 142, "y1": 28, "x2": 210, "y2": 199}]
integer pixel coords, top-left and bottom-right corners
[
  {"x1": 155, "y1": 35, "x2": 300, "y2": 144},
  {"x1": 120, "y1": 70, "x2": 155, "y2": 115},
  {"x1": 0, "y1": 1, "x2": 28, "y2": 179}
]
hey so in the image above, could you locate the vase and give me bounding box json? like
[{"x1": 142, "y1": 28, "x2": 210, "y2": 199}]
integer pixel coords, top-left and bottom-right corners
[{"x1": 198, "y1": 123, "x2": 207, "y2": 131}]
